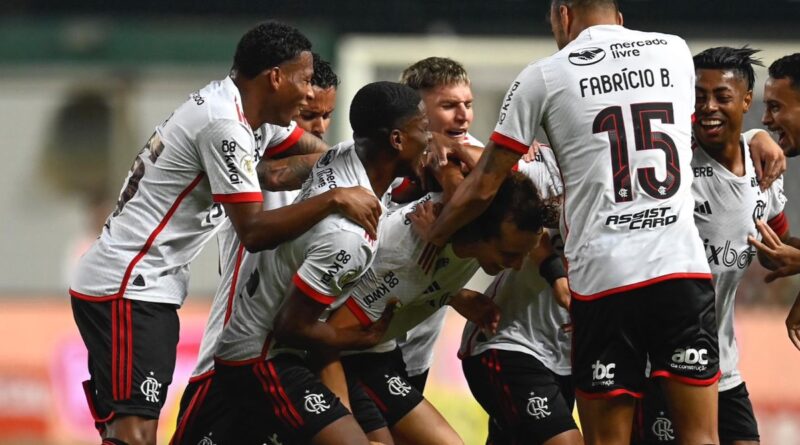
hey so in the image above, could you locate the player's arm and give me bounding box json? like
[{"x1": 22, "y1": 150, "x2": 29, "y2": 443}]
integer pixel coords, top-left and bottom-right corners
[
  {"x1": 447, "y1": 289, "x2": 500, "y2": 335},
  {"x1": 257, "y1": 131, "x2": 329, "y2": 191},
  {"x1": 746, "y1": 128, "x2": 786, "y2": 190},
  {"x1": 529, "y1": 230, "x2": 570, "y2": 309},
  {"x1": 422, "y1": 142, "x2": 521, "y2": 246},
  {"x1": 224, "y1": 186, "x2": 380, "y2": 252},
  {"x1": 750, "y1": 220, "x2": 799, "y2": 281}
]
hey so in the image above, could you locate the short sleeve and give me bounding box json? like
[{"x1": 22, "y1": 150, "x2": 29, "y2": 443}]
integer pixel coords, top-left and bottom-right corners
[
  {"x1": 766, "y1": 176, "x2": 789, "y2": 237},
  {"x1": 262, "y1": 121, "x2": 304, "y2": 159},
  {"x1": 197, "y1": 119, "x2": 263, "y2": 203},
  {"x1": 490, "y1": 63, "x2": 548, "y2": 155},
  {"x1": 294, "y1": 230, "x2": 374, "y2": 305}
]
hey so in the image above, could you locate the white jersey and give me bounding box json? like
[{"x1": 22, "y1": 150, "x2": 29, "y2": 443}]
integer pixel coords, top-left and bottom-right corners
[
  {"x1": 395, "y1": 133, "x2": 485, "y2": 375},
  {"x1": 691, "y1": 136, "x2": 787, "y2": 391},
  {"x1": 492, "y1": 25, "x2": 710, "y2": 299},
  {"x1": 70, "y1": 77, "x2": 299, "y2": 306},
  {"x1": 215, "y1": 141, "x2": 380, "y2": 363},
  {"x1": 189, "y1": 126, "x2": 304, "y2": 379},
  {"x1": 460, "y1": 147, "x2": 571, "y2": 375}
]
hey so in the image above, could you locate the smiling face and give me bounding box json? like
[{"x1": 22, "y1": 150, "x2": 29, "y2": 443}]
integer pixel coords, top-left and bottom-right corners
[
  {"x1": 763, "y1": 76, "x2": 800, "y2": 157},
  {"x1": 295, "y1": 85, "x2": 336, "y2": 139},
  {"x1": 273, "y1": 51, "x2": 314, "y2": 126},
  {"x1": 693, "y1": 68, "x2": 752, "y2": 152},
  {"x1": 420, "y1": 82, "x2": 474, "y2": 143},
  {"x1": 395, "y1": 102, "x2": 432, "y2": 178}
]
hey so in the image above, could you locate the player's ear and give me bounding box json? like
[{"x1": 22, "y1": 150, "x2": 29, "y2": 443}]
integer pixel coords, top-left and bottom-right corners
[
  {"x1": 617, "y1": 11, "x2": 624, "y2": 25},
  {"x1": 263, "y1": 67, "x2": 282, "y2": 91},
  {"x1": 743, "y1": 90, "x2": 753, "y2": 113},
  {"x1": 389, "y1": 128, "x2": 403, "y2": 152}
]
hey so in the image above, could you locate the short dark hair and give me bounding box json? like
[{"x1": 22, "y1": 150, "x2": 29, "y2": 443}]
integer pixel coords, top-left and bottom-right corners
[
  {"x1": 768, "y1": 53, "x2": 800, "y2": 91},
  {"x1": 311, "y1": 53, "x2": 340, "y2": 90},
  {"x1": 349, "y1": 81, "x2": 421, "y2": 139},
  {"x1": 693, "y1": 46, "x2": 763, "y2": 91},
  {"x1": 400, "y1": 57, "x2": 470, "y2": 90},
  {"x1": 454, "y1": 172, "x2": 545, "y2": 243},
  {"x1": 551, "y1": 0, "x2": 619, "y2": 12},
  {"x1": 232, "y1": 21, "x2": 312, "y2": 79}
]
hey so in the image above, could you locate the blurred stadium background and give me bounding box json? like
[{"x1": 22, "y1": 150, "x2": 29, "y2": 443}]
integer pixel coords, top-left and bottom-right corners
[{"x1": 1, "y1": 1, "x2": 799, "y2": 443}]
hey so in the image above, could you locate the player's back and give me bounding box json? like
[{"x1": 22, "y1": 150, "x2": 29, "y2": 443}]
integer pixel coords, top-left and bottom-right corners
[{"x1": 536, "y1": 26, "x2": 708, "y2": 297}]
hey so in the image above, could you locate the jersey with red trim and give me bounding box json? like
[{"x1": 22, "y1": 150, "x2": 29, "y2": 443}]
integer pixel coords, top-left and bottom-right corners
[
  {"x1": 691, "y1": 135, "x2": 787, "y2": 391},
  {"x1": 491, "y1": 25, "x2": 709, "y2": 299},
  {"x1": 394, "y1": 133, "x2": 486, "y2": 374},
  {"x1": 70, "y1": 76, "x2": 298, "y2": 306},
  {"x1": 189, "y1": 124, "x2": 303, "y2": 379},
  {"x1": 214, "y1": 141, "x2": 381, "y2": 363}
]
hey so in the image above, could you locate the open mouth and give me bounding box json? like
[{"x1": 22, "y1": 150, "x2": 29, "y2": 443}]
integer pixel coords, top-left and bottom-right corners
[
  {"x1": 445, "y1": 129, "x2": 467, "y2": 140},
  {"x1": 697, "y1": 118, "x2": 725, "y2": 136}
]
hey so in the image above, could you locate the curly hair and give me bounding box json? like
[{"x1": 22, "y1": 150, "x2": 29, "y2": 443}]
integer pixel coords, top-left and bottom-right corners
[{"x1": 232, "y1": 21, "x2": 312, "y2": 79}]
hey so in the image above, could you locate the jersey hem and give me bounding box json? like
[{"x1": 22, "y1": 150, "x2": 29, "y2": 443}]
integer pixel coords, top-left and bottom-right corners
[
  {"x1": 292, "y1": 274, "x2": 336, "y2": 305},
  {"x1": 212, "y1": 192, "x2": 264, "y2": 203},
  {"x1": 571, "y1": 272, "x2": 713, "y2": 301},
  {"x1": 345, "y1": 298, "x2": 373, "y2": 327}
]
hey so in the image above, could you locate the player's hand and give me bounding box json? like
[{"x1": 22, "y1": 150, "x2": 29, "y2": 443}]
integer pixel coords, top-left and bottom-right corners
[
  {"x1": 748, "y1": 220, "x2": 800, "y2": 282},
  {"x1": 332, "y1": 186, "x2": 382, "y2": 240},
  {"x1": 362, "y1": 300, "x2": 399, "y2": 347},
  {"x1": 551, "y1": 277, "x2": 571, "y2": 310},
  {"x1": 749, "y1": 130, "x2": 786, "y2": 190},
  {"x1": 449, "y1": 289, "x2": 501, "y2": 335},
  {"x1": 522, "y1": 140, "x2": 542, "y2": 163},
  {"x1": 786, "y1": 293, "x2": 800, "y2": 351},
  {"x1": 408, "y1": 200, "x2": 443, "y2": 243}
]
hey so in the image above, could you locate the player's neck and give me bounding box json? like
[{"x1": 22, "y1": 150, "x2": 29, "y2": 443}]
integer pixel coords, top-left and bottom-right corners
[
  {"x1": 569, "y1": 12, "x2": 620, "y2": 40},
  {"x1": 354, "y1": 142, "x2": 397, "y2": 198},
  {"x1": 700, "y1": 136, "x2": 746, "y2": 176},
  {"x1": 232, "y1": 74, "x2": 264, "y2": 129}
]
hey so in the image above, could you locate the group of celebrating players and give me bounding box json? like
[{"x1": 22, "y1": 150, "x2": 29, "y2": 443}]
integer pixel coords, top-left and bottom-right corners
[{"x1": 67, "y1": 0, "x2": 800, "y2": 444}]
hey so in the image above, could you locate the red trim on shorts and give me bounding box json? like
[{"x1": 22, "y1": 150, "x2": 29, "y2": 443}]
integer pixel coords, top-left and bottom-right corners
[
  {"x1": 768, "y1": 211, "x2": 789, "y2": 238},
  {"x1": 265, "y1": 126, "x2": 305, "y2": 158},
  {"x1": 224, "y1": 244, "x2": 246, "y2": 324},
  {"x1": 391, "y1": 177, "x2": 412, "y2": 195},
  {"x1": 69, "y1": 173, "x2": 206, "y2": 301},
  {"x1": 111, "y1": 301, "x2": 118, "y2": 400},
  {"x1": 171, "y1": 377, "x2": 212, "y2": 445},
  {"x1": 345, "y1": 298, "x2": 373, "y2": 327},
  {"x1": 576, "y1": 388, "x2": 644, "y2": 400},
  {"x1": 212, "y1": 192, "x2": 264, "y2": 203},
  {"x1": 292, "y1": 274, "x2": 336, "y2": 305},
  {"x1": 125, "y1": 300, "x2": 133, "y2": 399},
  {"x1": 360, "y1": 381, "x2": 389, "y2": 413},
  {"x1": 650, "y1": 369, "x2": 721, "y2": 386},
  {"x1": 82, "y1": 380, "x2": 115, "y2": 424},
  {"x1": 571, "y1": 273, "x2": 714, "y2": 301},
  {"x1": 490, "y1": 132, "x2": 529, "y2": 155},
  {"x1": 253, "y1": 362, "x2": 298, "y2": 429},
  {"x1": 188, "y1": 369, "x2": 216, "y2": 383},
  {"x1": 267, "y1": 361, "x2": 305, "y2": 427}
]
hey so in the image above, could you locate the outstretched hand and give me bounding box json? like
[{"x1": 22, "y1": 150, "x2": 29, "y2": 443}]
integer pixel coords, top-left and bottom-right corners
[
  {"x1": 408, "y1": 200, "x2": 443, "y2": 244},
  {"x1": 748, "y1": 220, "x2": 800, "y2": 282}
]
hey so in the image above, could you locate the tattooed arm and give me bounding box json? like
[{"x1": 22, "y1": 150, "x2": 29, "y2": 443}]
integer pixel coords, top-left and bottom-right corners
[{"x1": 257, "y1": 132, "x2": 329, "y2": 191}]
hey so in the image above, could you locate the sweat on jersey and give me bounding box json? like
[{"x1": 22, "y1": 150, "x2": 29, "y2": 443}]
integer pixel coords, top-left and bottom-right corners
[
  {"x1": 691, "y1": 135, "x2": 788, "y2": 391},
  {"x1": 214, "y1": 141, "x2": 381, "y2": 364},
  {"x1": 491, "y1": 25, "x2": 710, "y2": 299},
  {"x1": 70, "y1": 77, "x2": 301, "y2": 307},
  {"x1": 460, "y1": 147, "x2": 571, "y2": 376}
]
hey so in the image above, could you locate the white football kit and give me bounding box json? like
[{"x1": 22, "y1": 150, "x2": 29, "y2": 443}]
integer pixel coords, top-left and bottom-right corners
[
  {"x1": 491, "y1": 25, "x2": 710, "y2": 299},
  {"x1": 70, "y1": 77, "x2": 300, "y2": 306},
  {"x1": 214, "y1": 141, "x2": 381, "y2": 363},
  {"x1": 691, "y1": 136, "x2": 787, "y2": 391}
]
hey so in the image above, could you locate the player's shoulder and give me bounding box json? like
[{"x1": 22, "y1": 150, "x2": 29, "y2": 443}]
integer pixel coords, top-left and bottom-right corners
[{"x1": 193, "y1": 77, "x2": 250, "y2": 128}]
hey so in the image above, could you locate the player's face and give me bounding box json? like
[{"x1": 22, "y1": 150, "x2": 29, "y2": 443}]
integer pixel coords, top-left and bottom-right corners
[
  {"x1": 295, "y1": 86, "x2": 336, "y2": 139},
  {"x1": 693, "y1": 69, "x2": 752, "y2": 151},
  {"x1": 473, "y1": 221, "x2": 542, "y2": 276},
  {"x1": 276, "y1": 51, "x2": 315, "y2": 126},
  {"x1": 763, "y1": 76, "x2": 800, "y2": 157},
  {"x1": 398, "y1": 103, "x2": 433, "y2": 178},
  {"x1": 421, "y1": 83, "x2": 474, "y2": 143}
]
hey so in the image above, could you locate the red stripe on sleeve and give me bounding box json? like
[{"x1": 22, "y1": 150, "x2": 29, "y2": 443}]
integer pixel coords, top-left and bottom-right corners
[
  {"x1": 767, "y1": 212, "x2": 789, "y2": 238},
  {"x1": 292, "y1": 274, "x2": 336, "y2": 305},
  {"x1": 213, "y1": 192, "x2": 264, "y2": 203},
  {"x1": 345, "y1": 298, "x2": 373, "y2": 327},
  {"x1": 265, "y1": 127, "x2": 305, "y2": 158},
  {"x1": 489, "y1": 132, "x2": 530, "y2": 155}
]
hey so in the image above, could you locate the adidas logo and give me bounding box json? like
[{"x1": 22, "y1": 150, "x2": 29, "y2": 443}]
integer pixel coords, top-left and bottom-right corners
[
  {"x1": 131, "y1": 274, "x2": 146, "y2": 287},
  {"x1": 694, "y1": 201, "x2": 712, "y2": 215}
]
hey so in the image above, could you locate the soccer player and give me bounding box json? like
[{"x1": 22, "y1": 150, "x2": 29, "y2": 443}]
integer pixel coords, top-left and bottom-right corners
[
  {"x1": 459, "y1": 145, "x2": 582, "y2": 445},
  {"x1": 170, "y1": 54, "x2": 342, "y2": 445},
  {"x1": 192, "y1": 81, "x2": 430, "y2": 445},
  {"x1": 421, "y1": 1, "x2": 725, "y2": 443},
  {"x1": 635, "y1": 46, "x2": 789, "y2": 445},
  {"x1": 68, "y1": 22, "x2": 382, "y2": 445},
  {"x1": 330, "y1": 170, "x2": 545, "y2": 445},
  {"x1": 390, "y1": 56, "x2": 483, "y2": 392}
]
